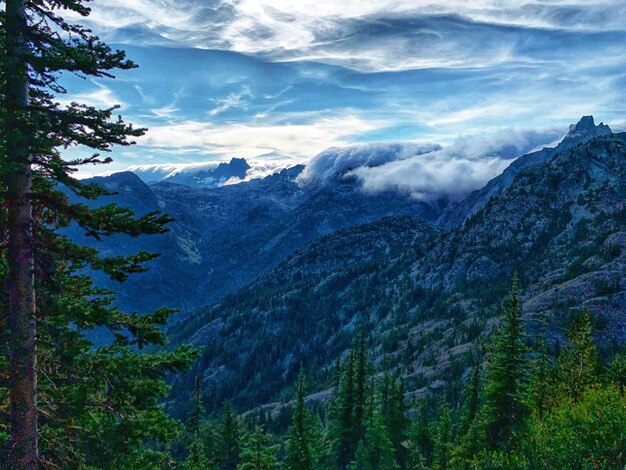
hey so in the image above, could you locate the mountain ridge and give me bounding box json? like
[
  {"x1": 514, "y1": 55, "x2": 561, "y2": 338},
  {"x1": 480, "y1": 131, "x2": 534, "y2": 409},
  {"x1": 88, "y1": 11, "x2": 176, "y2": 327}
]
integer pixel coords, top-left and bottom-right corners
[{"x1": 167, "y1": 132, "x2": 626, "y2": 416}]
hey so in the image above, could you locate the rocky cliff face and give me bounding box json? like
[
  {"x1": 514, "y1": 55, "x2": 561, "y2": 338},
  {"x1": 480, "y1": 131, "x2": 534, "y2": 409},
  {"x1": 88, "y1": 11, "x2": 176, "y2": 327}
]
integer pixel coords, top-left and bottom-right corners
[
  {"x1": 168, "y1": 133, "x2": 626, "y2": 416},
  {"x1": 438, "y1": 116, "x2": 612, "y2": 230}
]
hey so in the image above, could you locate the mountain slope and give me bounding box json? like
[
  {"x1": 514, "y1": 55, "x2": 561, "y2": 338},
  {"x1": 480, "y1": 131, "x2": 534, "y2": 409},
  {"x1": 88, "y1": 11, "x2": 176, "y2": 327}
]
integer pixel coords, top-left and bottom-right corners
[
  {"x1": 438, "y1": 116, "x2": 612, "y2": 229},
  {"x1": 85, "y1": 151, "x2": 448, "y2": 313},
  {"x1": 169, "y1": 133, "x2": 626, "y2": 416}
]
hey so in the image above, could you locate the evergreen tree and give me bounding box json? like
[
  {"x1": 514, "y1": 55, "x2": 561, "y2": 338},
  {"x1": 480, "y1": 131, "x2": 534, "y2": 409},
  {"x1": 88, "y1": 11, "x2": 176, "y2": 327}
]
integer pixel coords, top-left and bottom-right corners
[
  {"x1": 1, "y1": 0, "x2": 196, "y2": 467},
  {"x1": 606, "y1": 353, "x2": 626, "y2": 395},
  {"x1": 431, "y1": 401, "x2": 452, "y2": 470},
  {"x1": 481, "y1": 275, "x2": 528, "y2": 450},
  {"x1": 407, "y1": 399, "x2": 433, "y2": 468},
  {"x1": 238, "y1": 426, "x2": 279, "y2": 470},
  {"x1": 526, "y1": 342, "x2": 554, "y2": 418},
  {"x1": 450, "y1": 366, "x2": 484, "y2": 469},
  {"x1": 349, "y1": 408, "x2": 398, "y2": 470},
  {"x1": 556, "y1": 308, "x2": 600, "y2": 402},
  {"x1": 331, "y1": 335, "x2": 370, "y2": 469},
  {"x1": 183, "y1": 377, "x2": 208, "y2": 469},
  {"x1": 332, "y1": 353, "x2": 356, "y2": 469},
  {"x1": 458, "y1": 366, "x2": 480, "y2": 435},
  {"x1": 287, "y1": 373, "x2": 314, "y2": 470},
  {"x1": 353, "y1": 331, "x2": 368, "y2": 443},
  {"x1": 380, "y1": 376, "x2": 407, "y2": 467},
  {"x1": 220, "y1": 402, "x2": 241, "y2": 470}
]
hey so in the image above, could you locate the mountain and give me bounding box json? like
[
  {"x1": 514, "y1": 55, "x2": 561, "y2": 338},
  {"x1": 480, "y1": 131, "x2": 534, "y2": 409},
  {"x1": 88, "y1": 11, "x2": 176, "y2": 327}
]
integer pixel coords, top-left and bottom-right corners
[
  {"x1": 127, "y1": 157, "x2": 252, "y2": 188},
  {"x1": 168, "y1": 132, "x2": 626, "y2": 416},
  {"x1": 438, "y1": 116, "x2": 612, "y2": 229},
  {"x1": 78, "y1": 118, "x2": 610, "y2": 318},
  {"x1": 79, "y1": 145, "x2": 448, "y2": 314}
]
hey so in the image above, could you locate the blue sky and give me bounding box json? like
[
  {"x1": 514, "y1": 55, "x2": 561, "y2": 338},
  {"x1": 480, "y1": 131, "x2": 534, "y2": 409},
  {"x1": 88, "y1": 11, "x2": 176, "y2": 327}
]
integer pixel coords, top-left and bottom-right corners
[{"x1": 62, "y1": 0, "x2": 626, "y2": 176}]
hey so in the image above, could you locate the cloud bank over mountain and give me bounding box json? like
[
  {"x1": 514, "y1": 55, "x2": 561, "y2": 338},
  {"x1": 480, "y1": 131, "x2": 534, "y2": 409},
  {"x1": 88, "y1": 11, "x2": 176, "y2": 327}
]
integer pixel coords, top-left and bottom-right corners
[
  {"x1": 297, "y1": 143, "x2": 442, "y2": 184},
  {"x1": 119, "y1": 125, "x2": 568, "y2": 203},
  {"x1": 63, "y1": 1, "x2": 625, "y2": 177},
  {"x1": 307, "y1": 127, "x2": 566, "y2": 199}
]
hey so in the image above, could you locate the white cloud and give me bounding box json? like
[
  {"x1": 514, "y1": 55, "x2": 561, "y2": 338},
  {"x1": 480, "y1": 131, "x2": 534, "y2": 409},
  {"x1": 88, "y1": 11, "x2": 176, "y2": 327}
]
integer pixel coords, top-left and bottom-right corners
[
  {"x1": 208, "y1": 86, "x2": 253, "y2": 116},
  {"x1": 344, "y1": 127, "x2": 567, "y2": 200},
  {"x1": 120, "y1": 159, "x2": 289, "y2": 184},
  {"x1": 58, "y1": 81, "x2": 125, "y2": 109},
  {"x1": 70, "y1": 1, "x2": 626, "y2": 72},
  {"x1": 136, "y1": 112, "x2": 386, "y2": 160},
  {"x1": 297, "y1": 142, "x2": 442, "y2": 184}
]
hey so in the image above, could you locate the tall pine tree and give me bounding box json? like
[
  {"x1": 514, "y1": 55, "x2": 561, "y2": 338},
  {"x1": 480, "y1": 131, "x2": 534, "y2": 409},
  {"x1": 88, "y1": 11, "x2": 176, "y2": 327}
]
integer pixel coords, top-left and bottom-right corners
[
  {"x1": 555, "y1": 308, "x2": 600, "y2": 402},
  {"x1": 481, "y1": 274, "x2": 528, "y2": 450},
  {"x1": 1, "y1": 0, "x2": 196, "y2": 467},
  {"x1": 219, "y1": 402, "x2": 241, "y2": 470},
  {"x1": 287, "y1": 373, "x2": 314, "y2": 470}
]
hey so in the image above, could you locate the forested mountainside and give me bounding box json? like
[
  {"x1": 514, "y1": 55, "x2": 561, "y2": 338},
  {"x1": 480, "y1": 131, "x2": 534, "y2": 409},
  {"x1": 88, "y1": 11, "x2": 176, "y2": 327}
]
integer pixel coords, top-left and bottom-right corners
[
  {"x1": 79, "y1": 118, "x2": 609, "y2": 316},
  {"x1": 169, "y1": 133, "x2": 626, "y2": 417},
  {"x1": 77, "y1": 150, "x2": 447, "y2": 314}
]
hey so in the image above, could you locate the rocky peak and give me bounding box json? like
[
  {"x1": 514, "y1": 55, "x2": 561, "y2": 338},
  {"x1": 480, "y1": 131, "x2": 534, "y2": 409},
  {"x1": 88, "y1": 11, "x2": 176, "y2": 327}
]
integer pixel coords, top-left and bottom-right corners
[{"x1": 564, "y1": 115, "x2": 612, "y2": 142}]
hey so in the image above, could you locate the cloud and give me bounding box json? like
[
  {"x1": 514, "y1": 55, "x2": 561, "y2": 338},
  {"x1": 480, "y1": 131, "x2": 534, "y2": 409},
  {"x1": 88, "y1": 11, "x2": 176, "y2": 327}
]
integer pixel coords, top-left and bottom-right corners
[
  {"x1": 344, "y1": 126, "x2": 566, "y2": 200},
  {"x1": 297, "y1": 142, "x2": 442, "y2": 184},
  {"x1": 63, "y1": 2, "x2": 625, "y2": 181},
  {"x1": 135, "y1": 112, "x2": 386, "y2": 160},
  {"x1": 69, "y1": 1, "x2": 626, "y2": 73},
  {"x1": 120, "y1": 159, "x2": 289, "y2": 184},
  {"x1": 208, "y1": 86, "x2": 253, "y2": 116},
  {"x1": 58, "y1": 81, "x2": 125, "y2": 109}
]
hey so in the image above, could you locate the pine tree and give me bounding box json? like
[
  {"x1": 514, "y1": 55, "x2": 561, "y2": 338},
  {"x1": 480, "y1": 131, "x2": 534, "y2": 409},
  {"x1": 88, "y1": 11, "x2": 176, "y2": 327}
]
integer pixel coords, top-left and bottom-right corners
[
  {"x1": 353, "y1": 331, "x2": 368, "y2": 443},
  {"x1": 349, "y1": 408, "x2": 398, "y2": 470},
  {"x1": 1, "y1": 0, "x2": 197, "y2": 467},
  {"x1": 556, "y1": 308, "x2": 600, "y2": 402},
  {"x1": 458, "y1": 366, "x2": 480, "y2": 435},
  {"x1": 238, "y1": 426, "x2": 279, "y2": 470},
  {"x1": 220, "y1": 402, "x2": 241, "y2": 470},
  {"x1": 332, "y1": 335, "x2": 370, "y2": 469},
  {"x1": 432, "y1": 401, "x2": 453, "y2": 470},
  {"x1": 287, "y1": 373, "x2": 314, "y2": 470},
  {"x1": 3, "y1": 1, "x2": 38, "y2": 465},
  {"x1": 526, "y1": 342, "x2": 554, "y2": 418},
  {"x1": 183, "y1": 377, "x2": 208, "y2": 469},
  {"x1": 332, "y1": 353, "x2": 356, "y2": 469},
  {"x1": 606, "y1": 353, "x2": 626, "y2": 395},
  {"x1": 381, "y1": 377, "x2": 407, "y2": 466},
  {"x1": 407, "y1": 399, "x2": 434, "y2": 468},
  {"x1": 481, "y1": 275, "x2": 528, "y2": 450}
]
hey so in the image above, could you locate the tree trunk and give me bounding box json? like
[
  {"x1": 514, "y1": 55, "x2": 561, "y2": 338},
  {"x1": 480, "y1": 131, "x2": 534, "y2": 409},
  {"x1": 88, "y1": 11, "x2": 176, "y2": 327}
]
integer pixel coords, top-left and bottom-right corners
[{"x1": 4, "y1": 0, "x2": 38, "y2": 467}]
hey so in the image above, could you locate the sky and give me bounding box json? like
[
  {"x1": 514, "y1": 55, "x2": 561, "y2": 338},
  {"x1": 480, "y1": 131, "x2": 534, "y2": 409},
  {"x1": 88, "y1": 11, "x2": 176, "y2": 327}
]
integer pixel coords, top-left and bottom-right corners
[{"x1": 62, "y1": 0, "x2": 626, "y2": 177}]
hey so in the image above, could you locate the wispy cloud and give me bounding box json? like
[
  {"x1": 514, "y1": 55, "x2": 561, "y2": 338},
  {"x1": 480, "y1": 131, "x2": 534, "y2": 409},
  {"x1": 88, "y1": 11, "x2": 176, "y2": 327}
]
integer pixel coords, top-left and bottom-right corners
[
  {"x1": 208, "y1": 86, "x2": 253, "y2": 116},
  {"x1": 59, "y1": 81, "x2": 125, "y2": 109},
  {"x1": 73, "y1": 1, "x2": 626, "y2": 73},
  {"x1": 135, "y1": 111, "x2": 387, "y2": 160},
  {"x1": 65, "y1": 1, "x2": 625, "y2": 180}
]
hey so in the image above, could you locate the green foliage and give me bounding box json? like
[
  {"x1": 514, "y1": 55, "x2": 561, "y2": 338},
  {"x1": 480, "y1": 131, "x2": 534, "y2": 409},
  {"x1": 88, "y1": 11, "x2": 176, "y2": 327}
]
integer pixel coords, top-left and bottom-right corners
[
  {"x1": 174, "y1": 299, "x2": 626, "y2": 470},
  {"x1": 555, "y1": 308, "x2": 601, "y2": 402},
  {"x1": 238, "y1": 426, "x2": 280, "y2": 470},
  {"x1": 219, "y1": 402, "x2": 242, "y2": 470},
  {"x1": 286, "y1": 373, "x2": 315, "y2": 470},
  {"x1": 349, "y1": 408, "x2": 398, "y2": 470},
  {"x1": 432, "y1": 401, "x2": 453, "y2": 470},
  {"x1": 1, "y1": 0, "x2": 197, "y2": 466},
  {"x1": 480, "y1": 275, "x2": 529, "y2": 450},
  {"x1": 523, "y1": 386, "x2": 626, "y2": 469},
  {"x1": 330, "y1": 335, "x2": 370, "y2": 469}
]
